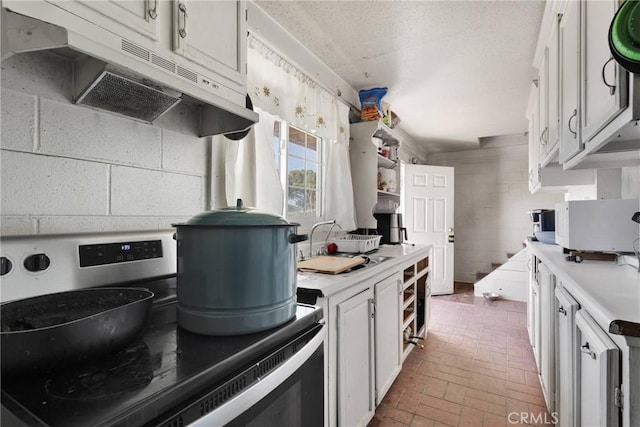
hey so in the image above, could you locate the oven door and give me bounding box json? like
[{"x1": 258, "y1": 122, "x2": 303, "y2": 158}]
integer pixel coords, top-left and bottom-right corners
[{"x1": 159, "y1": 322, "x2": 326, "y2": 427}]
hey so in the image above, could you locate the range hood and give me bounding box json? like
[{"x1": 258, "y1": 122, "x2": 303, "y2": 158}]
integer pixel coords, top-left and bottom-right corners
[{"x1": 1, "y1": 7, "x2": 258, "y2": 137}]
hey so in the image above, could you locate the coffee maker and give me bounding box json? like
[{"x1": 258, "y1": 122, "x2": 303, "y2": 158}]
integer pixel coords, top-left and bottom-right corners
[
  {"x1": 374, "y1": 213, "x2": 407, "y2": 244},
  {"x1": 527, "y1": 209, "x2": 555, "y2": 240}
]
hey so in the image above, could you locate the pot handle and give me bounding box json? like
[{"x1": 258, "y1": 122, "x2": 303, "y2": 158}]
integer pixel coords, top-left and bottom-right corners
[{"x1": 289, "y1": 233, "x2": 309, "y2": 244}]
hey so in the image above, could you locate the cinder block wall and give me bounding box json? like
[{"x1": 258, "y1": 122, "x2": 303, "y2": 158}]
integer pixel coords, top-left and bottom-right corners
[
  {"x1": 1, "y1": 52, "x2": 209, "y2": 235},
  {"x1": 428, "y1": 138, "x2": 565, "y2": 283}
]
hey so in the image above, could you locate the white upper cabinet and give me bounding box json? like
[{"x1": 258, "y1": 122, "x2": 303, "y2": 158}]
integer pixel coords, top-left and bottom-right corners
[
  {"x1": 172, "y1": 0, "x2": 245, "y2": 86},
  {"x1": 558, "y1": 0, "x2": 581, "y2": 163},
  {"x1": 48, "y1": 0, "x2": 161, "y2": 42},
  {"x1": 529, "y1": 0, "x2": 639, "y2": 172},
  {"x1": 541, "y1": 14, "x2": 560, "y2": 166},
  {"x1": 527, "y1": 83, "x2": 541, "y2": 192},
  {"x1": 579, "y1": 0, "x2": 628, "y2": 144},
  {"x1": 34, "y1": 0, "x2": 248, "y2": 95}
]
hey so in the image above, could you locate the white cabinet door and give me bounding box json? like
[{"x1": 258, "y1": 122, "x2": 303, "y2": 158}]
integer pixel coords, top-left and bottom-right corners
[
  {"x1": 538, "y1": 51, "x2": 549, "y2": 158},
  {"x1": 555, "y1": 285, "x2": 579, "y2": 427},
  {"x1": 575, "y1": 310, "x2": 621, "y2": 427},
  {"x1": 172, "y1": 0, "x2": 246, "y2": 86},
  {"x1": 540, "y1": 16, "x2": 559, "y2": 166},
  {"x1": 532, "y1": 271, "x2": 541, "y2": 370},
  {"x1": 374, "y1": 273, "x2": 402, "y2": 404},
  {"x1": 559, "y1": 0, "x2": 582, "y2": 163},
  {"x1": 527, "y1": 83, "x2": 540, "y2": 192},
  {"x1": 402, "y1": 164, "x2": 454, "y2": 295},
  {"x1": 538, "y1": 262, "x2": 556, "y2": 412},
  {"x1": 337, "y1": 288, "x2": 375, "y2": 427},
  {"x1": 527, "y1": 254, "x2": 536, "y2": 346},
  {"x1": 48, "y1": 0, "x2": 161, "y2": 42},
  {"x1": 580, "y1": 0, "x2": 628, "y2": 143}
]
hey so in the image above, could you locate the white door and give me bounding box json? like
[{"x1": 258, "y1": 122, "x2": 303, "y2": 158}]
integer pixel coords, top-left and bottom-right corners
[{"x1": 402, "y1": 164, "x2": 454, "y2": 295}]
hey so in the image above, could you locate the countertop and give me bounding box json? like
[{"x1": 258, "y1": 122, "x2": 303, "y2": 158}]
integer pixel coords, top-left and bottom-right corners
[
  {"x1": 527, "y1": 241, "x2": 640, "y2": 338},
  {"x1": 296, "y1": 243, "x2": 431, "y2": 299}
]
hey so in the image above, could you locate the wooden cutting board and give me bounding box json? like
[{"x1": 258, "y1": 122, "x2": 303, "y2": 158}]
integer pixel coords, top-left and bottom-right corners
[{"x1": 297, "y1": 256, "x2": 366, "y2": 274}]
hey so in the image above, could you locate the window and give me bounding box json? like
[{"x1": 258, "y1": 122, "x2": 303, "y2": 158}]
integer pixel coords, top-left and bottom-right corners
[{"x1": 273, "y1": 122, "x2": 323, "y2": 218}]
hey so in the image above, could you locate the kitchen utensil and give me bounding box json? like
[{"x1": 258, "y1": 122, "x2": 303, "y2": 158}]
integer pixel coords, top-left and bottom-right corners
[
  {"x1": 173, "y1": 199, "x2": 308, "y2": 336},
  {"x1": 535, "y1": 231, "x2": 557, "y2": 245},
  {"x1": 378, "y1": 168, "x2": 396, "y2": 192},
  {"x1": 329, "y1": 235, "x2": 382, "y2": 253},
  {"x1": 1, "y1": 287, "x2": 153, "y2": 376},
  {"x1": 483, "y1": 292, "x2": 500, "y2": 301},
  {"x1": 609, "y1": 0, "x2": 640, "y2": 73},
  {"x1": 297, "y1": 255, "x2": 366, "y2": 274},
  {"x1": 374, "y1": 213, "x2": 407, "y2": 244}
]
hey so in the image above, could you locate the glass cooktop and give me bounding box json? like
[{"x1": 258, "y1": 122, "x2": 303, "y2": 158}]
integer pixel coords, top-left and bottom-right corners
[{"x1": 1, "y1": 277, "x2": 322, "y2": 427}]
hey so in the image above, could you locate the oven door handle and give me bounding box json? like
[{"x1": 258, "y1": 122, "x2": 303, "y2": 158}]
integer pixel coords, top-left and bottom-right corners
[{"x1": 190, "y1": 323, "x2": 327, "y2": 427}]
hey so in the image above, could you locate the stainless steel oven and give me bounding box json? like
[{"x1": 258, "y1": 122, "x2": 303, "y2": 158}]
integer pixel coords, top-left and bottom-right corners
[{"x1": 0, "y1": 230, "x2": 325, "y2": 427}]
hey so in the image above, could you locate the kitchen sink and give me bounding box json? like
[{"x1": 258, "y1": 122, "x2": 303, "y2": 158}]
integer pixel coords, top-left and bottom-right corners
[{"x1": 364, "y1": 255, "x2": 391, "y2": 265}]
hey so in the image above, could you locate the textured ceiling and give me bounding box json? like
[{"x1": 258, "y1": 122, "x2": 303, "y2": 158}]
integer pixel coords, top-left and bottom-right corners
[{"x1": 255, "y1": 0, "x2": 545, "y2": 152}]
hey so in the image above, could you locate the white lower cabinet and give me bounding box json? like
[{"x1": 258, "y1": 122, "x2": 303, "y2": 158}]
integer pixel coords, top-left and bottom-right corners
[
  {"x1": 336, "y1": 271, "x2": 404, "y2": 426},
  {"x1": 538, "y1": 262, "x2": 556, "y2": 412},
  {"x1": 531, "y1": 266, "x2": 541, "y2": 370},
  {"x1": 324, "y1": 253, "x2": 430, "y2": 426},
  {"x1": 575, "y1": 310, "x2": 621, "y2": 427},
  {"x1": 337, "y1": 287, "x2": 375, "y2": 427},
  {"x1": 374, "y1": 273, "x2": 403, "y2": 404},
  {"x1": 555, "y1": 285, "x2": 579, "y2": 427}
]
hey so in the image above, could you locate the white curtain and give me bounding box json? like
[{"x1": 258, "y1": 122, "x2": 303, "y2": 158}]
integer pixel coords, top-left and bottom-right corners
[
  {"x1": 223, "y1": 107, "x2": 284, "y2": 214},
  {"x1": 221, "y1": 34, "x2": 356, "y2": 230}
]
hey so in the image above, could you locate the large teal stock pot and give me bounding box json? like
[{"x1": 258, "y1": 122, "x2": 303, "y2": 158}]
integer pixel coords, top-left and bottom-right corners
[{"x1": 173, "y1": 199, "x2": 308, "y2": 335}]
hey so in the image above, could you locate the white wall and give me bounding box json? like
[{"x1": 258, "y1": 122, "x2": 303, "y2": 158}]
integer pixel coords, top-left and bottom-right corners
[
  {"x1": 428, "y1": 137, "x2": 565, "y2": 283},
  {"x1": 1, "y1": 51, "x2": 209, "y2": 235}
]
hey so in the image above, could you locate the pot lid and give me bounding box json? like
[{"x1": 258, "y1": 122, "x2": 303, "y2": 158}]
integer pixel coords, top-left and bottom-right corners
[{"x1": 183, "y1": 199, "x2": 291, "y2": 226}]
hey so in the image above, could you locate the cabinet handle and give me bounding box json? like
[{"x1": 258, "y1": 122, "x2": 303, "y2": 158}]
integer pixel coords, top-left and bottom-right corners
[
  {"x1": 178, "y1": 2, "x2": 188, "y2": 38},
  {"x1": 601, "y1": 57, "x2": 616, "y2": 96},
  {"x1": 581, "y1": 342, "x2": 597, "y2": 359},
  {"x1": 558, "y1": 306, "x2": 566, "y2": 316},
  {"x1": 539, "y1": 127, "x2": 548, "y2": 146},
  {"x1": 148, "y1": 0, "x2": 158, "y2": 19},
  {"x1": 568, "y1": 109, "x2": 577, "y2": 137}
]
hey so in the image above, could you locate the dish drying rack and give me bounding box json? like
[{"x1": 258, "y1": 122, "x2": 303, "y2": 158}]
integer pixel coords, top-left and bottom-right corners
[{"x1": 330, "y1": 235, "x2": 382, "y2": 254}]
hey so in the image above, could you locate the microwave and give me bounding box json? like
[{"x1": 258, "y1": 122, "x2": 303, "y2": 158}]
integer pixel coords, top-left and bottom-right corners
[{"x1": 555, "y1": 199, "x2": 640, "y2": 252}]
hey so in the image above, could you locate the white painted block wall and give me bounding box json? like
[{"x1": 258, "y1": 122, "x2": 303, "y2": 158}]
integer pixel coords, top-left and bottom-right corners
[
  {"x1": 1, "y1": 52, "x2": 209, "y2": 235},
  {"x1": 428, "y1": 138, "x2": 565, "y2": 283}
]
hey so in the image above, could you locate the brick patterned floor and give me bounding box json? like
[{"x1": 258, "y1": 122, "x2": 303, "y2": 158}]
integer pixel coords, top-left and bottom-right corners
[{"x1": 368, "y1": 294, "x2": 553, "y2": 427}]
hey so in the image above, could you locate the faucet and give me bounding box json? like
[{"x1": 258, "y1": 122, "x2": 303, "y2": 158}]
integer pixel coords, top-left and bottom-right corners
[{"x1": 309, "y1": 219, "x2": 336, "y2": 258}]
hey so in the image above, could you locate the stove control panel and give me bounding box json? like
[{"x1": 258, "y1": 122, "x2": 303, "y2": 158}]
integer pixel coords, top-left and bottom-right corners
[{"x1": 79, "y1": 240, "x2": 163, "y2": 267}]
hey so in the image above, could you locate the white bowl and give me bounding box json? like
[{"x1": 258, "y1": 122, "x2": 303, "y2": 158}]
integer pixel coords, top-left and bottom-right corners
[
  {"x1": 483, "y1": 292, "x2": 500, "y2": 301},
  {"x1": 534, "y1": 231, "x2": 556, "y2": 245}
]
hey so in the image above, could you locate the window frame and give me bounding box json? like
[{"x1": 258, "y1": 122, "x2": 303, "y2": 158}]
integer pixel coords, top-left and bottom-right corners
[{"x1": 273, "y1": 121, "x2": 325, "y2": 222}]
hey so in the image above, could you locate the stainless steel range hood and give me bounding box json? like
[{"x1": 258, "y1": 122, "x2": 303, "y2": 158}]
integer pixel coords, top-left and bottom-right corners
[{"x1": 1, "y1": 7, "x2": 258, "y2": 136}]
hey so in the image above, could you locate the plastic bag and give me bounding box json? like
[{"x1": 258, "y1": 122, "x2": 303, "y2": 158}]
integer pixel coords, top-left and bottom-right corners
[{"x1": 359, "y1": 87, "x2": 387, "y2": 121}]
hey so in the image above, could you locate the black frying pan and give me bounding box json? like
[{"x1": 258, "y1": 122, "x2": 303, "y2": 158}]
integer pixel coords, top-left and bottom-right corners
[{"x1": 1, "y1": 287, "x2": 153, "y2": 376}]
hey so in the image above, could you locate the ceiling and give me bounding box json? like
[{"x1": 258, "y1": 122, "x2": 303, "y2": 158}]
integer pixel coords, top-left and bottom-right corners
[{"x1": 254, "y1": 0, "x2": 546, "y2": 153}]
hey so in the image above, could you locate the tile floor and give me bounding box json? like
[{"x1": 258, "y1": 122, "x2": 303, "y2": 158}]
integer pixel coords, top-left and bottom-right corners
[{"x1": 369, "y1": 283, "x2": 552, "y2": 427}]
